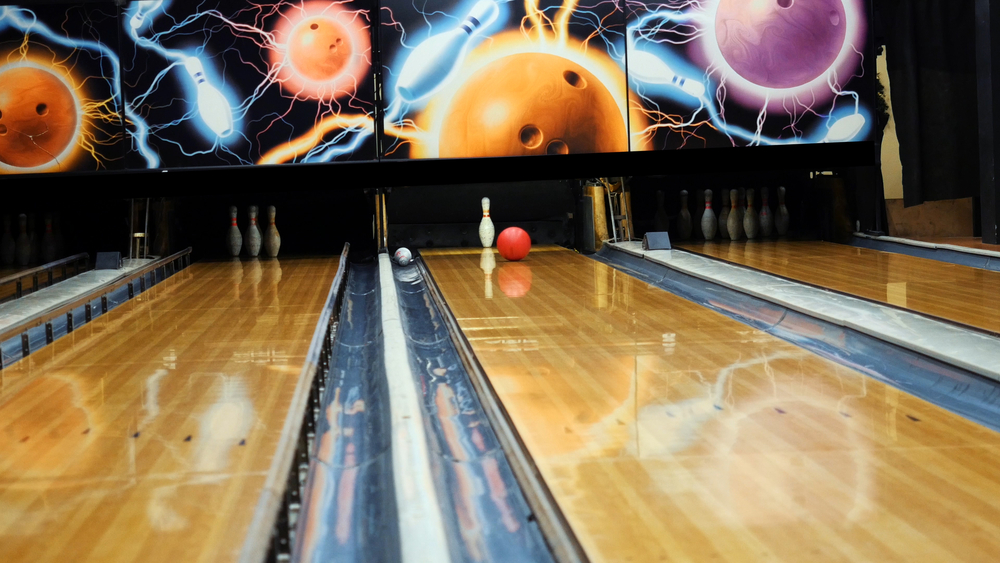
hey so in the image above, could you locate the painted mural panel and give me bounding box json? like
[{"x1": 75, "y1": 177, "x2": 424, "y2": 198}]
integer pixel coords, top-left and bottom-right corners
[
  {"x1": 0, "y1": 3, "x2": 125, "y2": 175},
  {"x1": 378, "y1": 0, "x2": 632, "y2": 159},
  {"x1": 625, "y1": 0, "x2": 872, "y2": 150},
  {"x1": 121, "y1": 0, "x2": 376, "y2": 169}
]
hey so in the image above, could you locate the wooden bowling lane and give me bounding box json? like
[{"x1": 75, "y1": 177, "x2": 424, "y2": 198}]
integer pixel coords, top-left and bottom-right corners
[
  {"x1": 0, "y1": 257, "x2": 339, "y2": 563},
  {"x1": 678, "y1": 240, "x2": 1000, "y2": 334},
  {"x1": 422, "y1": 247, "x2": 1000, "y2": 563}
]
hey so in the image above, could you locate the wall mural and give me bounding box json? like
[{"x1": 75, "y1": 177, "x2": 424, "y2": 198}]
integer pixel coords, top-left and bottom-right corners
[
  {"x1": 121, "y1": 0, "x2": 376, "y2": 168},
  {"x1": 0, "y1": 0, "x2": 872, "y2": 175},
  {"x1": 0, "y1": 3, "x2": 126, "y2": 175}
]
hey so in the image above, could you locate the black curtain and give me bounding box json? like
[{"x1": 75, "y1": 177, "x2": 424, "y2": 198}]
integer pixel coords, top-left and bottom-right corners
[{"x1": 877, "y1": 0, "x2": 979, "y2": 206}]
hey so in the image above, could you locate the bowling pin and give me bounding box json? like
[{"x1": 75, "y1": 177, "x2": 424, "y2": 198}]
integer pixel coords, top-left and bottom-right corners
[
  {"x1": 743, "y1": 189, "x2": 759, "y2": 240},
  {"x1": 244, "y1": 206, "x2": 262, "y2": 257},
  {"x1": 677, "y1": 190, "x2": 692, "y2": 241},
  {"x1": 626, "y1": 48, "x2": 706, "y2": 99},
  {"x1": 396, "y1": 0, "x2": 500, "y2": 103},
  {"x1": 1, "y1": 216, "x2": 15, "y2": 266},
  {"x1": 27, "y1": 214, "x2": 38, "y2": 264},
  {"x1": 718, "y1": 189, "x2": 730, "y2": 240},
  {"x1": 653, "y1": 190, "x2": 670, "y2": 232},
  {"x1": 479, "y1": 197, "x2": 495, "y2": 247},
  {"x1": 227, "y1": 206, "x2": 242, "y2": 257},
  {"x1": 700, "y1": 189, "x2": 717, "y2": 240},
  {"x1": 735, "y1": 188, "x2": 746, "y2": 240},
  {"x1": 183, "y1": 57, "x2": 233, "y2": 138},
  {"x1": 41, "y1": 214, "x2": 56, "y2": 263},
  {"x1": 776, "y1": 186, "x2": 790, "y2": 236},
  {"x1": 759, "y1": 187, "x2": 773, "y2": 237},
  {"x1": 264, "y1": 206, "x2": 281, "y2": 258},
  {"x1": 254, "y1": 205, "x2": 264, "y2": 241},
  {"x1": 727, "y1": 190, "x2": 742, "y2": 241},
  {"x1": 15, "y1": 214, "x2": 30, "y2": 266}
]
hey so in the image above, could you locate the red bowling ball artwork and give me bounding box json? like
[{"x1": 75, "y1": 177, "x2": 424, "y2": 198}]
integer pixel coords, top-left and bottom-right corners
[
  {"x1": 0, "y1": 4, "x2": 126, "y2": 175},
  {"x1": 120, "y1": 0, "x2": 377, "y2": 169}
]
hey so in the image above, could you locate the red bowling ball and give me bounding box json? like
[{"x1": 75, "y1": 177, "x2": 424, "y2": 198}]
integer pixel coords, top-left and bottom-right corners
[{"x1": 497, "y1": 227, "x2": 531, "y2": 261}]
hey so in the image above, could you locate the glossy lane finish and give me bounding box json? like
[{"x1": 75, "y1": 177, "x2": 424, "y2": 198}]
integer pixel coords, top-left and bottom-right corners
[
  {"x1": 679, "y1": 240, "x2": 1000, "y2": 333},
  {"x1": 905, "y1": 236, "x2": 1000, "y2": 251},
  {"x1": 0, "y1": 257, "x2": 339, "y2": 563},
  {"x1": 423, "y1": 247, "x2": 1000, "y2": 563}
]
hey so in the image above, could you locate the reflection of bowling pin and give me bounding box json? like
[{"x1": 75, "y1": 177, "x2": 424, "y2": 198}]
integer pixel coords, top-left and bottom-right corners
[
  {"x1": 264, "y1": 206, "x2": 281, "y2": 258},
  {"x1": 759, "y1": 187, "x2": 773, "y2": 237},
  {"x1": 15, "y1": 214, "x2": 30, "y2": 266},
  {"x1": 396, "y1": 0, "x2": 500, "y2": 102},
  {"x1": 776, "y1": 186, "x2": 790, "y2": 236},
  {"x1": 182, "y1": 57, "x2": 234, "y2": 138},
  {"x1": 727, "y1": 190, "x2": 741, "y2": 241},
  {"x1": 626, "y1": 48, "x2": 706, "y2": 99},
  {"x1": 227, "y1": 206, "x2": 242, "y2": 257},
  {"x1": 244, "y1": 206, "x2": 261, "y2": 257},
  {"x1": 479, "y1": 197, "x2": 495, "y2": 247},
  {"x1": 677, "y1": 190, "x2": 692, "y2": 241},
  {"x1": 743, "y1": 189, "x2": 758, "y2": 239},
  {"x1": 1, "y1": 216, "x2": 15, "y2": 266},
  {"x1": 480, "y1": 248, "x2": 495, "y2": 299},
  {"x1": 718, "y1": 189, "x2": 730, "y2": 240},
  {"x1": 700, "y1": 189, "x2": 717, "y2": 240}
]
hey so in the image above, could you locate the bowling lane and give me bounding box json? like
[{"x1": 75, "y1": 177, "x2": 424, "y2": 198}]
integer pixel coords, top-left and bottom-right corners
[
  {"x1": 679, "y1": 240, "x2": 1000, "y2": 333},
  {"x1": 423, "y1": 247, "x2": 1000, "y2": 563},
  {"x1": 0, "y1": 257, "x2": 339, "y2": 563}
]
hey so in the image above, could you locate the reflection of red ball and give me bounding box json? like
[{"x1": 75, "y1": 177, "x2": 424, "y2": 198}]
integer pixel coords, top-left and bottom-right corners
[
  {"x1": 497, "y1": 227, "x2": 531, "y2": 261},
  {"x1": 287, "y1": 16, "x2": 352, "y2": 82},
  {"x1": 439, "y1": 52, "x2": 626, "y2": 157},
  {"x1": 0, "y1": 65, "x2": 79, "y2": 169},
  {"x1": 715, "y1": 0, "x2": 847, "y2": 89},
  {"x1": 498, "y1": 263, "x2": 532, "y2": 298}
]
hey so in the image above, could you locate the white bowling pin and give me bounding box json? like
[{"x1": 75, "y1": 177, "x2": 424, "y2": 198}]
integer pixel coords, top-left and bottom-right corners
[
  {"x1": 227, "y1": 206, "x2": 242, "y2": 257},
  {"x1": 396, "y1": 0, "x2": 500, "y2": 102},
  {"x1": 626, "y1": 48, "x2": 706, "y2": 99},
  {"x1": 743, "y1": 188, "x2": 758, "y2": 239},
  {"x1": 183, "y1": 57, "x2": 233, "y2": 138},
  {"x1": 700, "y1": 189, "x2": 717, "y2": 240},
  {"x1": 718, "y1": 189, "x2": 730, "y2": 240},
  {"x1": 264, "y1": 205, "x2": 281, "y2": 258},
  {"x1": 759, "y1": 187, "x2": 773, "y2": 237},
  {"x1": 244, "y1": 206, "x2": 262, "y2": 257},
  {"x1": 479, "y1": 197, "x2": 495, "y2": 247},
  {"x1": 129, "y1": 0, "x2": 163, "y2": 30},
  {"x1": 776, "y1": 186, "x2": 790, "y2": 236},
  {"x1": 677, "y1": 190, "x2": 692, "y2": 241},
  {"x1": 726, "y1": 190, "x2": 741, "y2": 241}
]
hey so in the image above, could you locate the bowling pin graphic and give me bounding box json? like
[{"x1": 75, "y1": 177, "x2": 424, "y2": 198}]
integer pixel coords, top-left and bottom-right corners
[
  {"x1": 183, "y1": 57, "x2": 234, "y2": 138},
  {"x1": 244, "y1": 206, "x2": 262, "y2": 257},
  {"x1": 129, "y1": 0, "x2": 164, "y2": 31},
  {"x1": 479, "y1": 197, "x2": 495, "y2": 247},
  {"x1": 626, "y1": 37, "x2": 706, "y2": 100},
  {"x1": 776, "y1": 186, "x2": 790, "y2": 236},
  {"x1": 743, "y1": 189, "x2": 759, "y2": 239},
  {"x1": 677, "y1": 190, "x2": 692, "y2": 241},
  {"x1": 264, "y1": 205, "x2": 281, "y2": 258},
  {"x1": 227, "y1": 206, "x2": 242, "y2": 257},
  {"x1": 396, "y1": 0, "x2": 500, "y2": 103},
  {"x1": 726, "y1": 190, "x2": 741, "y2": 241},
  {"x1": 700, "y1": 189, "x2": 717, "y2": 240},
  {"x1": 718, "y1": 189, "x2": 730, "y2": 240},
  {"x1": 759, "y1": 187, "x2": 773, "y2": 237}
]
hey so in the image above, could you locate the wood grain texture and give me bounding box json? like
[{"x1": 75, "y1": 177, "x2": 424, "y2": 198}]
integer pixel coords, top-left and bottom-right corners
[
  {"x1": 905, "y1": 236, "x2": 1000, "y2": 251},
  {"x1": 0, "y1": 257, "x2": 339, "y2": 563},
  {"x1": 423, "y1": 246, "x2": 1000, "y2": 563},
  {"x1": 679, "y1": 240, "x2": 1000, "y2": 333}
]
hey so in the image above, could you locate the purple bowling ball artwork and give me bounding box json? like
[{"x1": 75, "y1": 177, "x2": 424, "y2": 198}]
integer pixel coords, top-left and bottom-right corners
[{"x1": 626, "y1": 0, "x2": 871, "y2": 151}]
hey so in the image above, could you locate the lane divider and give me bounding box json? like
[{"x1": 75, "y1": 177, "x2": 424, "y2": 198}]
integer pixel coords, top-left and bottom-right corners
[{"x1": 378, "y1": 253, "x2": 453, "y2": 563}]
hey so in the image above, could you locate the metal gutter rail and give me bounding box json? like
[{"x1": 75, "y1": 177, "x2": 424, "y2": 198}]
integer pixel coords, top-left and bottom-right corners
[{"x1": 0, "y1": 248, "x2": 192, "y2": 368}]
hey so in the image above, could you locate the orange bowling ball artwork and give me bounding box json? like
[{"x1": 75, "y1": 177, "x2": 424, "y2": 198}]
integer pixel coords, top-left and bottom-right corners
[
  {"x1": 439, "y1": 52, "x2": 626, "y2": 158},
  {"x1": 497, "y1": 227, "x2": 531, "y2": 261},
  {"x1": 0, "y1": 64, "x2": 79, "y2": 170},
  {"x1": 287, "y1": 16, "x2": 353, "y2": 83}
]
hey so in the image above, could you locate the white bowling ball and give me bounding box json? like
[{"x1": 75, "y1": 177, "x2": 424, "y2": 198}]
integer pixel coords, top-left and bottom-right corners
[{"x1": 394, "y1": 247, "x2": 412, "y2": 266}]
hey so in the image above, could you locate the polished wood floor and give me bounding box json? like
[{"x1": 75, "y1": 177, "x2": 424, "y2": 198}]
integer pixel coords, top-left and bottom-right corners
[
  {"x1": 906, "y1": 236, "x2": 1000, "y2": 251},
  {"x1": 678, "y1": 240, "x2": 1000, "y2": 334},
  {"x1": 424, "y1": 247, "x2": 1000, "y2": 563},
  {"x1": 0, "y1": 257, "x2": 339, "y2": 563}
]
